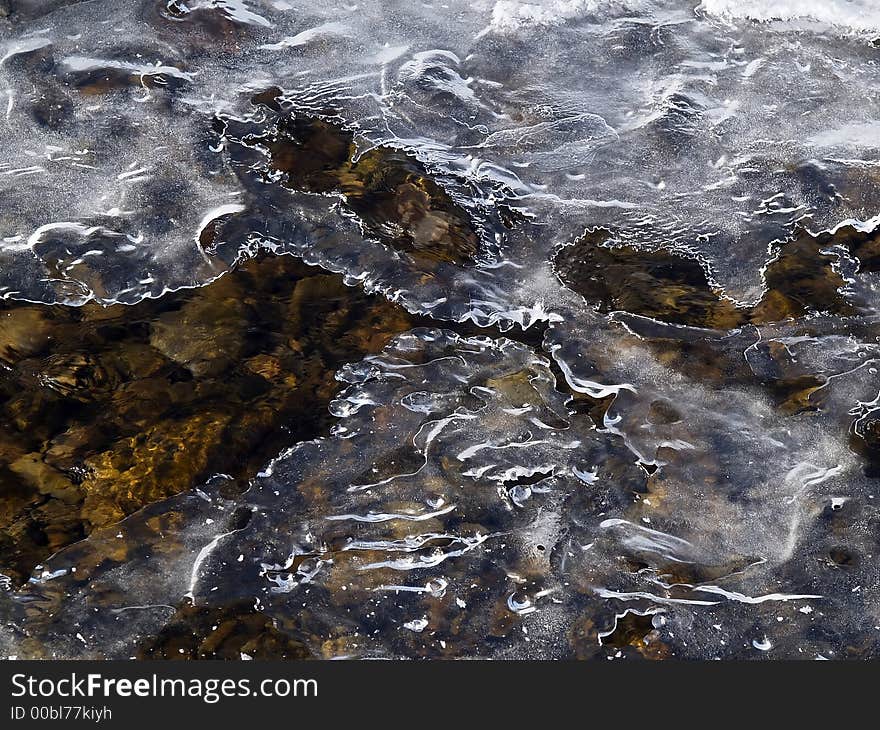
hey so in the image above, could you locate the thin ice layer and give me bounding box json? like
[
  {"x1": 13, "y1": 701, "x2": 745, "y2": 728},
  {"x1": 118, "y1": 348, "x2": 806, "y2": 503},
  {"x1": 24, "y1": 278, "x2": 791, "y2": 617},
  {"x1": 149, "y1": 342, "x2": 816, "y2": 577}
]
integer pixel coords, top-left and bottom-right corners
[
  {"x1": 2, "y1": 1, "x2": 880, "y2": 313},
  {"x1": 5, "y1": 325, "x2": 880, "y2": 659}
]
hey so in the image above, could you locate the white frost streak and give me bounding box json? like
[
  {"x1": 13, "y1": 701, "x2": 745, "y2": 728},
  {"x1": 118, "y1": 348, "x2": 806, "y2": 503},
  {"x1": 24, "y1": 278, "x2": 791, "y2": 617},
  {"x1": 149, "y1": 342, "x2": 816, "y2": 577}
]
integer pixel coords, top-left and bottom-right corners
[
  {"x1": 185, "y1": 529, "x2": 236, "y2": 603},
  {"x1": 700, "y1": 0, "x2": 880, "y2": 33}
]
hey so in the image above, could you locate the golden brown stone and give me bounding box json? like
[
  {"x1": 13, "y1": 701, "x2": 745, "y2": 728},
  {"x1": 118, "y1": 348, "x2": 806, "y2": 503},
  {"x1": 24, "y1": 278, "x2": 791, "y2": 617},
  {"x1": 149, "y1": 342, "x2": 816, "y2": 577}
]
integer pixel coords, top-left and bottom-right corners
[{"x1": 0, "y1": 254, "x2": 417, "y2": 585}]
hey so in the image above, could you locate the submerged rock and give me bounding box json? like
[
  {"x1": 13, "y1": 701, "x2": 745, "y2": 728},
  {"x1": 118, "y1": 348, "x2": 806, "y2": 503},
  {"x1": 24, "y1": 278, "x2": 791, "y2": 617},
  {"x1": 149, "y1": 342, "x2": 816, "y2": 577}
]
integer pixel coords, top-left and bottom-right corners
[
  {"x1": 232, "y1": 97, "x2": 483, "y2": 265},
  {"x1": 0, "y1": 254, "x2": 416, "y2": 584},
  {"x1": 554, "y1": 227, "x2": 855, "y2": 330}
]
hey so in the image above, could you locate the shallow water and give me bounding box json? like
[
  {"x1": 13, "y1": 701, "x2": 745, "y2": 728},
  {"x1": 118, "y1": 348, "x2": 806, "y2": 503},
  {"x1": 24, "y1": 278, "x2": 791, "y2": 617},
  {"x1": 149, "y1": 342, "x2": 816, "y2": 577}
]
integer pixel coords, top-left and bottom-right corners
[{"x1": 3, "y1": 0, "x2": 880, "y2": 659}]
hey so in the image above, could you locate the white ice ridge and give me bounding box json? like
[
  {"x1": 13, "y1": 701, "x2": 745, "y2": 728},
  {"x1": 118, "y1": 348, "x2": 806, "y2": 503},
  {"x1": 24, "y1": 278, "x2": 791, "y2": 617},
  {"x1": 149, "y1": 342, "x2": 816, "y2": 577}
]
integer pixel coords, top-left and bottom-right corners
[
  {"x1": 485, "y1": 0, "x2": 647, "y2": 34},
  {"x1": 700, "y1": 0, "x2": 880, "y2": 33}
]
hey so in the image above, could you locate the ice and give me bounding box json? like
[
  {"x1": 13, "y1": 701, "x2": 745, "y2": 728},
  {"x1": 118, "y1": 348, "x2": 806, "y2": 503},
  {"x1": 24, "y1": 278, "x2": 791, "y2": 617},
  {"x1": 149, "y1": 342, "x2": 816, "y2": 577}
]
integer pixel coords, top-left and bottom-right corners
[
  {"x1": 0, "y1": 1, "x2": 879, "y2": 309},
  {"x1": 4, "y1": 320, "x2": 880, "y2": 658},
  {"x1": 4, "y1": 0, "x2": 880, "y2": 659},
  {"x1": 700, "y1": 0, "x2": 880, "y2": 34}
]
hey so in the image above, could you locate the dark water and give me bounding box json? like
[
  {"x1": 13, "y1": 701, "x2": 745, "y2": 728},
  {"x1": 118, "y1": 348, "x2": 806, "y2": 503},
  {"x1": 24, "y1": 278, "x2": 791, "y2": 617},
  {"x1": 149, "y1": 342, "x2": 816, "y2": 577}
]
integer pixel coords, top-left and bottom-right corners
[{"x1": 4, "y1": 0, "x2": 880, "y2": 659}]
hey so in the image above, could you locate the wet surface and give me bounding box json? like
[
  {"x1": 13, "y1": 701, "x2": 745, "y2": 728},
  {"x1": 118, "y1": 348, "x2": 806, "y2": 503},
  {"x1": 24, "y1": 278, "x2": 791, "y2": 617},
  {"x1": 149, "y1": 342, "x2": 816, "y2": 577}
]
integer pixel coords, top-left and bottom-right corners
[{"x1": 4, "y1": 1, "x2": 880, "y2": 659}]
